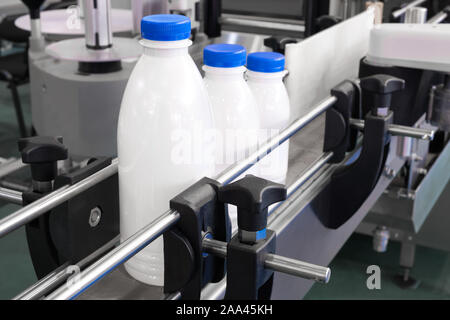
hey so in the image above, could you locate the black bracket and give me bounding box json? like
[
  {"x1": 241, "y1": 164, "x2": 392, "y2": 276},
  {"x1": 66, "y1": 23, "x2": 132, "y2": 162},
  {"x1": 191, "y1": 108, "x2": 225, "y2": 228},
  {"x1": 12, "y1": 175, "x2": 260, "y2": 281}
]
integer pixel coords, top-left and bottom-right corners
[
  {"x1": 164, "y1": 177, "x2": 231, "y2": 299},
  {"x1": 48, "y1": 158, "x2": 119, "y2": 264},
  {"x1": 203, "y1": 0, "x2": 222, "y2": 38},
  {"x1": 225, "y1": 230, "x2": 276, "y2": 300},
  {"x1": 20, "y1": 136, "x2": 119, "y2": 278},
  {"x1": 24, "y1": 157, "x2": 119, "y2": 278},
  {"x1": 218, "y1": 175, "x2": 287, "y2": 300},
  {"x1": 324, "y1": 80, "x2": 362, "y2": 163},
  {"x1": 313, "y1": 81, "x2": 393, "y2": 229},
  {"x1": 263, "y1": 37, "x2": 298, "y2": 54}
]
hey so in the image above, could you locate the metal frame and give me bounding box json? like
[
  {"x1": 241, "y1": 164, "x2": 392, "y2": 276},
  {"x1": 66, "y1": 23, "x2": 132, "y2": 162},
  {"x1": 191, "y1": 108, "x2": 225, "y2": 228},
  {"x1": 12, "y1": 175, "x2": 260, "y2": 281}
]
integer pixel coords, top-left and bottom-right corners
[{"x1": 4, "y1": 92, "x2": 435, "y2": 300}]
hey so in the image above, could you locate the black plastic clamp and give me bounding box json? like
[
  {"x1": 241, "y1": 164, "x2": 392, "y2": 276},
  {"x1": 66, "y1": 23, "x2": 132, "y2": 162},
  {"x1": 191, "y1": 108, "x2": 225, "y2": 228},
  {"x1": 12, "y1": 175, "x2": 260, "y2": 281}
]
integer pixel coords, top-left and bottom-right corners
[
  {"x1": 314, "y1": 75, "x2": 404, "y2": 229},
  {"x1": 18, "y1": 136, "x2": 119, "y2": 279},
  {"x1": 218, "y1": 175, "x2": 286, "y2": 300},
  {"x1": 323, "y1": 80, "x2": 362, "y2": 163},
  {"x1": 164, "y1": 177, "x2": 231, "y2": 299}
]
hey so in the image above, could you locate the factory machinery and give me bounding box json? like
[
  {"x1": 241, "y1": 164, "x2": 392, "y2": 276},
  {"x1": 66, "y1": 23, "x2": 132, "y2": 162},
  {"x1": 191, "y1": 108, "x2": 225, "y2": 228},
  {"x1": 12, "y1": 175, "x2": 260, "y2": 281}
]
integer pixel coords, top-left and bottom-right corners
[{"x1": 0, "y1": 0, "x2": 448, "y2": 300}]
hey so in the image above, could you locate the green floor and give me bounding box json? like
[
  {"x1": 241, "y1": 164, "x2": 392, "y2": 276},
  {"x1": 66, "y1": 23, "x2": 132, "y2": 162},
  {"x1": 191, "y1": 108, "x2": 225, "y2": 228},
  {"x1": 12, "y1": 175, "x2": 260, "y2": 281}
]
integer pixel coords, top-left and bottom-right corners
[
  {"x1": 305, "y1": 233, "x2": 450, "y2": 300},
  {"x1": 0, "y1": 53, "x2": 450, "y2": 300}
]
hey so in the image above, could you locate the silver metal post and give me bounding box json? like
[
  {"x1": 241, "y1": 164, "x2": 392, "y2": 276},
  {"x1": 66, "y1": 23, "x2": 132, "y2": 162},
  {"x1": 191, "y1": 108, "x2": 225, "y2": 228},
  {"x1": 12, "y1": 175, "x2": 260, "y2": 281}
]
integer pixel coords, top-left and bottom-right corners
[
  {"x1": 83, "y1": 0, "x2": 113, "y2": 49},
  {"x1": 0, "y1": 187, "x2": 22, "y2": 205},
  {"x1": 392, "y1": 0, "x2": 427, "y2": 19},
  {"x1": 264, "y1": 254, "x2": 330, "y2": 283},
  {"x1": 349, "y1": 118, "x2": 435, "y2": 140},
  {"x1": 202, "y1": 238, "x2": 331, "y2": 284},
  {"x1": 404, "y1": 7, "x2": 428, "y2": 23},
  {"x1": 44, "y1": 96, "x2": 337, "y2": 300},
  {"x1": 0, "y1": 159, "x2": 118, "y2": 238}
]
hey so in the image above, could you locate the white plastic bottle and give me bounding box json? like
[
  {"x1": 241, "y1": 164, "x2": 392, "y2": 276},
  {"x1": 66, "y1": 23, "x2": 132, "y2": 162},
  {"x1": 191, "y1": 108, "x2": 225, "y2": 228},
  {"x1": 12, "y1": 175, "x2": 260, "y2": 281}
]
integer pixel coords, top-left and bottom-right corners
[
  {"x1": 117, "y1": 14, "x2": 215, "y2": 286},
  {"x1": 203, "y1": 44, "x2": 260, "y2": 228},
  {"x1": 246, "y1": 52, "x2": 290, "y2": 184}
]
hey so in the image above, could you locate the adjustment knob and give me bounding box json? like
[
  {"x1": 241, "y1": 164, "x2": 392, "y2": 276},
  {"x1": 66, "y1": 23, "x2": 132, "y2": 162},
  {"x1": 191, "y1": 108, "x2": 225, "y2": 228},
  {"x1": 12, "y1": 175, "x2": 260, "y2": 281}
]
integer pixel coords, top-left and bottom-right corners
[
  {"x1": 218, "y1": 175, "x2": 286, "y2": 243},
  {"x1": 21, "y1": 0, "x2": 46, "y2": 19},
  {"x1": 18, "y1": 136, "x2": 68, "y2": 182},
  {"x1": 360, "y1": 74, "x2": 405, "y2": 114}
]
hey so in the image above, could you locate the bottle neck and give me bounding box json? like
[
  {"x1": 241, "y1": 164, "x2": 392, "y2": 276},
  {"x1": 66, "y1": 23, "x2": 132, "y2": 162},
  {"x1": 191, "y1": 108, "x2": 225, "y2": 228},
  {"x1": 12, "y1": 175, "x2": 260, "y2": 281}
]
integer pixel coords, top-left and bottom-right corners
[
  {"x1": 140, "y1": 38, "x2": 191, "y2": 57},
  {"x1": 246, "y1": 70, "x2": 287, "y2": 83},
  {"x1": 203, "y1": 65, "x2": 247, "y2": 80}
]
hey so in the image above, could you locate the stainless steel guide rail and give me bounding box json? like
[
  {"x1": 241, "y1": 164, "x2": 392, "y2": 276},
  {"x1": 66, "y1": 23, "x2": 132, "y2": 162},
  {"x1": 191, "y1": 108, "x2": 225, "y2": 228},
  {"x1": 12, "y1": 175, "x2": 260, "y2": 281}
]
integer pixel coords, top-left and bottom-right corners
[
  {"x1": 44, "y1": 96, "x2": 337, "y2": 300},
  {"x1": 0, "y1": 97, "x2": 336, "y2": 239},
  {"x1": 13, "y1": 236, "x2": 120, "y2": 300},
  {"x1": 391, "y1": 0, "x2": 428, "y2": 19},
  {"x1": 0, "y1": 187, "x2": 22, "y2": 205},
  {"x1": 216, "y1": 97, "x2": 337, "y2": 185}
]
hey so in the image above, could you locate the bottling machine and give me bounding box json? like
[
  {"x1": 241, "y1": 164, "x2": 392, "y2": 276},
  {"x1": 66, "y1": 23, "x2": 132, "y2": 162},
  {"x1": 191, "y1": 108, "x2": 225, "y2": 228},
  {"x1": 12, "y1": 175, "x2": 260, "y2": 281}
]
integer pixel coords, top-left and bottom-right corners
[{"x1": 0, "y1": 0, "x2": 448, "y2": 300}]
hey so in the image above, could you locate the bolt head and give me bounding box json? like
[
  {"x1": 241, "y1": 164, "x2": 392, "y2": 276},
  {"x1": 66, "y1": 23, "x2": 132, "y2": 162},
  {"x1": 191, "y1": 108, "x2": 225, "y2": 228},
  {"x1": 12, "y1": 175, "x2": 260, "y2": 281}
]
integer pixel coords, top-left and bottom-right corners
[{"x1": 89, "y1": 207, "x2": 102, "y2": 227}]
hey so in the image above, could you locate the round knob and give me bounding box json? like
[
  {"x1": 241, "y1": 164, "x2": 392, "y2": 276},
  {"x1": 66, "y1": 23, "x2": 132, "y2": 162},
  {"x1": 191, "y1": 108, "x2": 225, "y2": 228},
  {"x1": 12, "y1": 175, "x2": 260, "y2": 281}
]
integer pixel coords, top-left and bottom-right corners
[
  {"x1": 218, "y1": 175, "x2": 286, "y2": 235},
  {"x1": 18, "y1": 136, "x2": 68, "y2": 182},
  {"x1": 21, "y1": 0, "x2": 46, "y2": 19},
  {"x1": 360, "y1": 74, "x2": 405, "y2": 112}
]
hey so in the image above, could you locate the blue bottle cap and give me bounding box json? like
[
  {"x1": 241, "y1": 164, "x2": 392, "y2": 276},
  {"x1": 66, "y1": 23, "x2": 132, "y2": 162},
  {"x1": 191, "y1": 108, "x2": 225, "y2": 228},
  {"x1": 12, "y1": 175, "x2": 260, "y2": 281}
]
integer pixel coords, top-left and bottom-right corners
[
  {"x1": 141, "y1": 14, "x2": 191, "y2": 41},
  {"x1": 203, "y1": 44, "x2": 247, "y2": 68},
  {"x1": 247, "y1": 52, "x2": 285, "y2": 73}
]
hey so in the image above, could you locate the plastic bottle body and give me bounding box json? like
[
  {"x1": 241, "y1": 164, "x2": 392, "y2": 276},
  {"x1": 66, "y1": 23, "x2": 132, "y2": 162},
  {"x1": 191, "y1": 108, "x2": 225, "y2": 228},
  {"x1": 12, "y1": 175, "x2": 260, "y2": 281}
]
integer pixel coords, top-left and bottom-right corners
[
  {"x1": 247, "y1": 70, "x2": 290, "y2": 184},
  {"x1": 203, "y1": 65, "x2": 260, "y2": 227},
  {"x1": 117, "y1": 39, "x2": 214, "y2": 286}
]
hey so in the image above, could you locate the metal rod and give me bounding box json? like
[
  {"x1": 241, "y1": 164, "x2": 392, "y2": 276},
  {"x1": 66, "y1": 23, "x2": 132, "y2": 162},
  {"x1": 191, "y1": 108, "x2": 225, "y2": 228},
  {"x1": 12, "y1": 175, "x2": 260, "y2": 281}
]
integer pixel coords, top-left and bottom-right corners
[
  {"x1": 285, "y1": 152, "x2": 334, "y2": 197},
  {"x1": 14, "y1": 235, "x2": 120, "y2": 300},
  {"x1": 267, "y1": 152, "x2": 334, "y2": 216},
  {"x1": 349, "y1": 118, "x2": 435, "y2": 140},
  {"x1": 392, "y1": 0, "x2": 427, "y2": 19},
  {"x1": 216, "y1": 96, "x2": 337, "y2": 185},
  {"x1": 0, "y1": 158, "x2": 119, "y2": 238},
  {"x1": 264, "y1": 253, "x2": 331, "y2": 283},
  {"x1": 0, "y1": 158, "x2": 26, "y2": 179},
  {"x1": 427, "y1": 11, "x2": 448, "y2": 24},
  {"x1": 44, "y1": 96, "x2": 337, "y2": 300},
  {"x1": 0, "y1": 187, "x2": 22, "y2": 205},
  {"x1": 202, "y1": 238, "x2": 330, "y2": 284},
  {"x1": 220, "y1": 16, "x2": 305, "y2": 33},
  {"x1": 221, "y1": 13, "x2": 305, "y2": 26}
]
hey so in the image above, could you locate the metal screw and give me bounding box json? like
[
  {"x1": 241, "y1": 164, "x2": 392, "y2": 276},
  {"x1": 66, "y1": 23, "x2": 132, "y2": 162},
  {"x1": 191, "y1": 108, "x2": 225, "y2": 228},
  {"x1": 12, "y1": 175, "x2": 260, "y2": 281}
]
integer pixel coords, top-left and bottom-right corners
[
  {"x1": 89, "y1": 207, "x2": 102, "y2": 227},
  {"x1": 384, "y1": 166, "x2": 396, "y2": 179},
  {"x1": 417, "y1": 168, "x2": 428, "y2": 175},
  {"x1": 411, "y1": 153, "x2": 424, "y2": 162}
]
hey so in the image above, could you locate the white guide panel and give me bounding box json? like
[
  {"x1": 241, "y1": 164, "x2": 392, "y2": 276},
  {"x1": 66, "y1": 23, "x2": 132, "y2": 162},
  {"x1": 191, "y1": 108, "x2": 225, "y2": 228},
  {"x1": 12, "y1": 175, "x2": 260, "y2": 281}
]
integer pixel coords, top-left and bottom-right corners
[{"x1": 285, "y1": 7, "x2": 374, "y2": 120}]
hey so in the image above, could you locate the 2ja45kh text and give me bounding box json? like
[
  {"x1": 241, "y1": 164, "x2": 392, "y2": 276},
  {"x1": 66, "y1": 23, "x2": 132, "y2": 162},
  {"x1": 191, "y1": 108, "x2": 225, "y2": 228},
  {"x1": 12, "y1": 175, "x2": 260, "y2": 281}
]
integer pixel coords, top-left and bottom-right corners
[{"x1": 176, "y1": 304, "x2": 273, "y2": 317}]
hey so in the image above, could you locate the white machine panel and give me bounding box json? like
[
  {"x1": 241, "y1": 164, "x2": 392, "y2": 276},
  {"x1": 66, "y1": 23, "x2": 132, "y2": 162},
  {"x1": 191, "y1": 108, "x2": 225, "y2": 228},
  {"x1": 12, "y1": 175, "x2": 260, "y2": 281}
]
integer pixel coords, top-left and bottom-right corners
[
  {"x1": 366, "y1": 23, "x2": 450, "y2": 73},
  {"x1": 285, "y1": 7, "x2": 375, "y2": 121}
]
